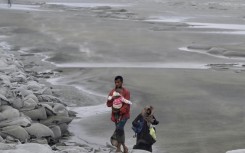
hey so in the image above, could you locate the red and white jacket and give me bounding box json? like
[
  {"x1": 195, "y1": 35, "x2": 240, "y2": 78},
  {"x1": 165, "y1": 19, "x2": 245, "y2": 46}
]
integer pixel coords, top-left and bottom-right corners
[{"x1": 106, "y1": 87, "x2": 131, "y2": 122}]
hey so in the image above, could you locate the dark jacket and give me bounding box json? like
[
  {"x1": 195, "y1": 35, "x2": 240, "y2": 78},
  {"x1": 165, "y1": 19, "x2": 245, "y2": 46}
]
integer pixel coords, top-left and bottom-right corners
[{"x1": 132, "y1": 107, "x2": 159, "y2": 152}]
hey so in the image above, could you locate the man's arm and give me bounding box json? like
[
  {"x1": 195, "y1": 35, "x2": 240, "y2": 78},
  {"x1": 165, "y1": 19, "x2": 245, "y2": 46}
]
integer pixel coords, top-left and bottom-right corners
[
  {"x1": 106, "y1": 90, "x2": 114, "y2": 107},
  {"x1": 120, "y1": 103, "x2": 129, "y2": 115}
]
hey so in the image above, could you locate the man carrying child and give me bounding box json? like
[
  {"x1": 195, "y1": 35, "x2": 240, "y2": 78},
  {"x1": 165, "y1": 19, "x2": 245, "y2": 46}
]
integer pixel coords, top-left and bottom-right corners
[{"x1": 106, "y1": 76, "x2": 131, "y2": 153}]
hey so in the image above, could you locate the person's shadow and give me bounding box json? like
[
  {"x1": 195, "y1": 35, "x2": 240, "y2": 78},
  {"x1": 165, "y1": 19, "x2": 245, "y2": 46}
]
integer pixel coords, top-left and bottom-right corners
[{"x1": 8, "y1": 0, "x2": 12, "y2": 8}]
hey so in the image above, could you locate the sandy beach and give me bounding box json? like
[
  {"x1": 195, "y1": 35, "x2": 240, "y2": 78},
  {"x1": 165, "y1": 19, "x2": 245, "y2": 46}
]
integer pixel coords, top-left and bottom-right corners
[{"x1": 1, "y1": 0, "x2": 245, "y2": 153}]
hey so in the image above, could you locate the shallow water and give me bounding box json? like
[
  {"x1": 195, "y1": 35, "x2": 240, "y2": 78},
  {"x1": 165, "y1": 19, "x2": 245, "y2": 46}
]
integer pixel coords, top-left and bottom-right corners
[
  {"x1": 46, "y1": 2, "x2": 132, "y2": 8},
  {"x1": 0, "y1": 3, "x2": 42, "y2": 11},
  {"x1": 1, "y1": 0, "x2": 245, "y2": 152}
]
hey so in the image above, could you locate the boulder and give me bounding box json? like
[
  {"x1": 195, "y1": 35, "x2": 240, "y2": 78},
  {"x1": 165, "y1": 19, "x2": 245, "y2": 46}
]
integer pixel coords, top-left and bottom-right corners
[
  {"x1": 22, "y1": 97, "x2": 38, "y2": 110},
  {"x1": 0, "y1": 142, "x2": 16, "y2": 150},
  {"x1": 11, "y1": 97, "x2": 24, "y2": 109},
  {"x1": 24, "y1": 94, "x2": 39, "y2": 104},
  {"x1": 22, "y1": 106, "x2": 47, "y2": 120},
  {"x1": 0, "y1": 106, "x2": 20, "y2": 120},
  {"x1": 53, "y1": 103, "x2": 68, "y2": 116},
  {"x1": 25, "y1": 123, "x2": 54, "y2": 139},
  {"x1": 37, "y1": 94, "x2": 62, "y2": 103},
  {"x1": 40, "y1": 116, "x2": 73, "y2": 126},
  {"x1": 1, "y1": 125, "x2": 30, "y2": 142},
  {"x1": 0, "y1": 136, "x2": 3, "y2": 142},
  {"x1": 0, "y1": 143, "x2": 54, "y2": 153},
  {"x1": 39, "y1": 103, "x2": 56, "y2": 116},
  {"x1": 58, "y1": 123, "x2": 69, "y2": 135},
  {"x1": 49, "y1": 125, "x2": 61, "y2": 139},
  {"x1": 0, "y1": 116, "x2": 31, "y2": 128}
]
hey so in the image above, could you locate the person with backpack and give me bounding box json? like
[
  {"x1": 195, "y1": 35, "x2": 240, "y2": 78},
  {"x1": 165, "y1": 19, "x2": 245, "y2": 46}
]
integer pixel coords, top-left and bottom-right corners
[
  {"x1": 132, "y1": 105, "x2": 159, "y2": 152},
  {"x1": 107, "y1": 76, "x2": 131, "y2": 153}
]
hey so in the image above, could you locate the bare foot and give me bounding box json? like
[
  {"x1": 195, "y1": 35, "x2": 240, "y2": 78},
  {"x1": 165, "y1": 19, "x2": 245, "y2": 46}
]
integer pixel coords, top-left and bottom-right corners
[
  {"x1": 123, "y1": 146, "x2": 128, "y2": 153},
  {"x1": 115, "y1": 149, "x2": 123, "y2": 153}
]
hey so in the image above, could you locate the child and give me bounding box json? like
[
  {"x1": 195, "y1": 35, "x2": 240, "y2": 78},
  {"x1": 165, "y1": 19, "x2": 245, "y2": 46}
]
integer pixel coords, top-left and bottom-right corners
[{"x1": 132, "y1": 105, "x2": 159, "y2": 153}]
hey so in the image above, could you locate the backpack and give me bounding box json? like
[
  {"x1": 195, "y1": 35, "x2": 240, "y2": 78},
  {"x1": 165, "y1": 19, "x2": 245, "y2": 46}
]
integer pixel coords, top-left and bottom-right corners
[{"x1": 132, "y1": 117, "x2": 144, "y2": 137}]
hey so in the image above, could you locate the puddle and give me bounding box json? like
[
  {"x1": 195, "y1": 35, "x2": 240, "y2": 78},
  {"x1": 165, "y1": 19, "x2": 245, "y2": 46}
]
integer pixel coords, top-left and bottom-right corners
[
  {"x1": 46, "y1": 2, "x2": 131, "y2": 8},
  {"x1": 144, "y1": 16, "x2": 245, "y2": 35},
  {"x1": 179, "y1": 47, "x2": 245, "y2": 60},
  {"x1": 145, "y1": 16, "x2": 191, "y2": 23},
  {"x1": 187, "y1": 22, "x2": 245, "y2": 30}
]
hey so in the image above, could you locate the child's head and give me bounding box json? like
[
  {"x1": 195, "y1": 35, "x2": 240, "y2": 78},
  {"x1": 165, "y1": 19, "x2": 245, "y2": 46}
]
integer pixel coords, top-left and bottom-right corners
[{"x1": 113, "y1": 89, "x2": 122, "y2": 98}]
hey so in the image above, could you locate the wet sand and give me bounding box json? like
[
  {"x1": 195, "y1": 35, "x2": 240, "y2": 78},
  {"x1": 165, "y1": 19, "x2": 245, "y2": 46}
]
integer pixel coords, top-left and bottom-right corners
[{"x1": 1, "y1": 0, "x2": 245, "y2": 153}]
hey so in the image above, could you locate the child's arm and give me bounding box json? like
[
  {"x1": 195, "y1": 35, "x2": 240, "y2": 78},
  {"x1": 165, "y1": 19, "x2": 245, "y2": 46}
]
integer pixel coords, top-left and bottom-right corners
[{"x1": 121, "y1": 97, "x2": 132, "y2": 105}]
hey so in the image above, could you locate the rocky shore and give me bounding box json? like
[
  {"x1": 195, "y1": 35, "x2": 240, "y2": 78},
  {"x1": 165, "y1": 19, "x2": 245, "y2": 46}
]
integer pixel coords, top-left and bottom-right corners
[{"x1": 0, "y1": 48, "x2": 115, "y2": 152}]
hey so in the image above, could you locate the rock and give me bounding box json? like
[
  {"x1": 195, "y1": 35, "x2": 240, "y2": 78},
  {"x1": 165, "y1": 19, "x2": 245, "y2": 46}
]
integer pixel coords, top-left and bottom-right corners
[
  {"x1": 0, "y1": 64, "x2": 17, "y2": 74},
  {"x1": 0, "y1": 94, "x2": 10, "y2": 103},
  {"x1": 22, "y1": 106, "x2": 47, "y2": 121},
  {"x1": 34, "y1": 87, "x2": 53, "y2": 95},
  {"x1": 27, "y1": 81, "x2": 44, "y2": 92},
  {"x1": 1, "y1": 125, "x2": 30, "y2": 142},
  {"x1": 0, "y1": 116, "x2": 31, "y2": 128},
  {"x1": 53, "y1": 103, "x2": 69, "y2": 116},
  {"x1": 40, "y1": 116, "x2": 73, "y2": 126},
  {"x1": 58, "y1": 123, "x2": 69, "y2": 135},
  {"x1": 29, "y1": 138, "x2": 48, "y2": 144},
  {"x1": 0, "y1": 106, "x2": 20, "y2": 120},
  {"x1": 0, "y1": 142, "x2": 16, "y2": 150},
  {"x1": 0, "y1": 60, "x2": 8, "y2": 68},
  {"x1": 25, "y1": 123, "x2": 54, "y2": 139},
  {"x1": 22, "y1": 97, "x2": 38, "y2": 111},
  {"x1": 16, "y1": 88, "x2": 32, "y2": 98},
  {"x1": 0, "y1": 113, "x2": 6, "y2": 122},
  {"x1": 53, "y1": 145, "x2": 89, "y2": 153},
  {"x1": 0, "y1": 143, "x2": 54, "y2": 153},
  {"x1": 0, "y1": 136, "x2": 3, "y2": 142},
  {"x1": 39, "y1": 103, "x2": 56, "y2": 116},
  {"x1": 24, "y1": 94, "x2": 39, "y2": 104},
  {"x1": 0, "y1": 75, "x2": 11, "y2": 87},
  {"x1": 37, "y1": 94, "x2": 62, "y2": 103},
  {"x1": 10, "y1": 72, "x2": 27, "y2": 83},
  {"x1": 11, "y1": 97, "x2": 24, "y2": 109},
  {"x1": 49, "y1": 125, "x2": 61, "y2": 139},
  {"x1": 68, "y1": 110, "x2": 77, "y2": 117}
]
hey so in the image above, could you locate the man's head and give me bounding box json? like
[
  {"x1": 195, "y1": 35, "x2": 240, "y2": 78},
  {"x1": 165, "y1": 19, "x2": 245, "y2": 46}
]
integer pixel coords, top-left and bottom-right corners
[{"x1": 114, "y1": 76, "x2": 123, "y2": 89}]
